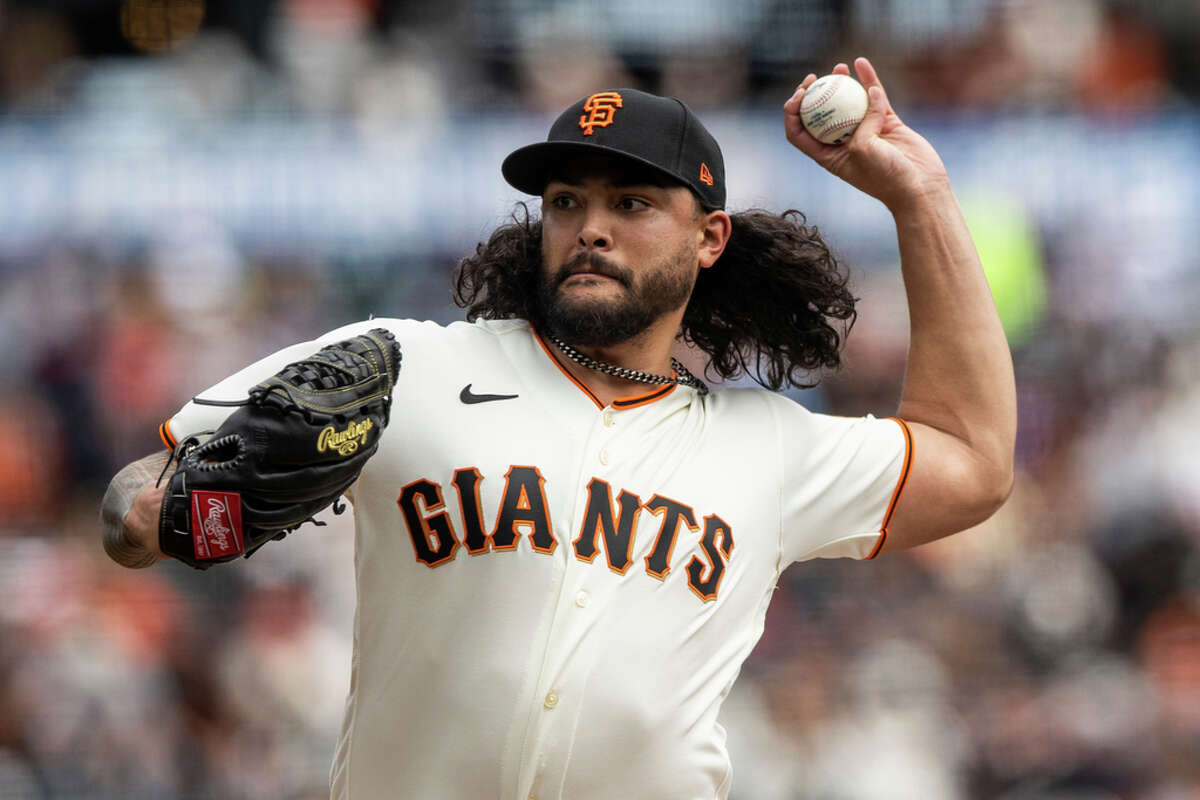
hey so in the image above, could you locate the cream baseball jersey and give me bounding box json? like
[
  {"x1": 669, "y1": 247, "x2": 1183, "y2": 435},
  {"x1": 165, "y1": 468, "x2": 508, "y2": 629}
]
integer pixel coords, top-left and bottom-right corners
[{"x1": 163, "y1": 317, "x2": 912, "y2": 800}]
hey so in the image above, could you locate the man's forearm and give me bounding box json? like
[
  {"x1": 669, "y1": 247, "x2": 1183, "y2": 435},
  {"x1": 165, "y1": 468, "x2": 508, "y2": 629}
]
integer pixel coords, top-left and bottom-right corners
[
  {"x1": 100, "y1": 451, "x2": 169, "y2": 568},
  {"x1": 893, "y1": 185, "x2": 1017, "y2": 472}
]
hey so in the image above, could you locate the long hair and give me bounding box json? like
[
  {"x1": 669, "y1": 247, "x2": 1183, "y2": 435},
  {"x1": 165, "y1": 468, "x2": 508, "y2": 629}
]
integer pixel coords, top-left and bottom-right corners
[{"x1": 452, "y1": 202, "x2": 857, "y2": 390}]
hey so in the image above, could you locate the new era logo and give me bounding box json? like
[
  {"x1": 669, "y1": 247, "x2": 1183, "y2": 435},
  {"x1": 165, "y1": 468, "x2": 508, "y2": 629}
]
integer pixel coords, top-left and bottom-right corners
[
  {"x1": 190, "y1": 490, "x2": 245, "y2": 560},
  {"x1": 699, "y1": 162, "x2": 714, "y2": 186}
]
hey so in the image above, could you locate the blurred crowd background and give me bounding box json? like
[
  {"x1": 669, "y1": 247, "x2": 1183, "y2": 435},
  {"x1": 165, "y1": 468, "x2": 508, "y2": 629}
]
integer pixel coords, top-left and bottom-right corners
[{"x1": 1, "y1": 0, "x2": 1199, "y2": 798}]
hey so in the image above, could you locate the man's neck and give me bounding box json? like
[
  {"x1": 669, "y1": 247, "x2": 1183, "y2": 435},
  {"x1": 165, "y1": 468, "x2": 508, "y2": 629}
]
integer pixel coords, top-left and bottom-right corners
[{"x1": 551, "y1": 319, "x2": 681, "y2": 407}]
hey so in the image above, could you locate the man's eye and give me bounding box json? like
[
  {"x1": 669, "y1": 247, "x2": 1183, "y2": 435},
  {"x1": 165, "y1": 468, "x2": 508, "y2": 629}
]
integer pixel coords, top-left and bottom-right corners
[{"x1": 618, "y1": 197, "x2": 648, "y2": 210}]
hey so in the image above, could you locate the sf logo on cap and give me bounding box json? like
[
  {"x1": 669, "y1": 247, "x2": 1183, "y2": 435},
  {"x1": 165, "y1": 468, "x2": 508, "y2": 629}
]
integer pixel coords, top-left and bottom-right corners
[{"x1": 578, "y1": 92, "x2": 623, "y2": 135}]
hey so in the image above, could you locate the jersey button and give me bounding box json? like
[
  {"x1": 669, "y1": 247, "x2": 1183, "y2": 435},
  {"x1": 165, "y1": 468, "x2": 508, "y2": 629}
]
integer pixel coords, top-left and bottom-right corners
[
  {"x1": 602, "y1": 409, "x2": 615, "y2": 427},
  {"x1": 544, "y1": 691, "x2": 559, "y2": 709},
  {"x1": 598, "y1": 449, "x2": 609, "y2": 466},
  {"x1": 575, "y1": 590, "x2": 590, "y2": 608}
]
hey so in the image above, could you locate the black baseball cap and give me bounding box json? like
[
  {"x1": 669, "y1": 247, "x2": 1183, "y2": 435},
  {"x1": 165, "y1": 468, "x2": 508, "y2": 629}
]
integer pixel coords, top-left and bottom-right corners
[{"x1": 502, "y1": 88, "x2": 726, "y2": 210}]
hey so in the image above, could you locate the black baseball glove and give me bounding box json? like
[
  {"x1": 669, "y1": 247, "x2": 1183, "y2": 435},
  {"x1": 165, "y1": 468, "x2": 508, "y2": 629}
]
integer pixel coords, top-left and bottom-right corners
[{"x1": 159, "y1": 329, "x2": 402, "y2": 570}]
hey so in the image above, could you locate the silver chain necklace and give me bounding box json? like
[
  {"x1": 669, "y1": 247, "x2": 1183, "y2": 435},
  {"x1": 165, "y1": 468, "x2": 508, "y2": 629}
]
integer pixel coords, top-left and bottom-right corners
[{"x1": 547, "y1": 334, "x2": 709, "y2": 395}]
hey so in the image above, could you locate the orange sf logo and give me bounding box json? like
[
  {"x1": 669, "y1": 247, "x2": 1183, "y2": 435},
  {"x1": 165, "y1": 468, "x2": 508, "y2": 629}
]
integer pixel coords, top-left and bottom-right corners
[{"x1": 578, "y1": 92, "x2": 623, "y2": 135}]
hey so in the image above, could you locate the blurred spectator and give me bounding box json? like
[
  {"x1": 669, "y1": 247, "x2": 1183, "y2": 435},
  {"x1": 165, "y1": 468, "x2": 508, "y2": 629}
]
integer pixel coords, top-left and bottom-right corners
[
  {"x1": 1075, "y1": 3, "x2": 1169, "y2": 113},
  {"x1": 0, "y1": 391, "x2": 66, "y2": 526},
  {"x1": 515, "y1": 20, "x2": 634, "y2": 111},
  {"x1": 0, "y1": 9, "x2": 77, "y2": 109},
  {"x1": 268, "y1": 0, "x2": 374, "y2": 115}
]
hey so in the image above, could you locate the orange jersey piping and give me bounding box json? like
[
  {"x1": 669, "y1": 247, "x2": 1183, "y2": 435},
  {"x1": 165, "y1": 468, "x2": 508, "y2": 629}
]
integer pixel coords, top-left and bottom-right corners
[
  {"x1": 532, "y1": 329, "x2": 680, "y2": 410},
  {"x1": 534, "y1": 331, "x2": 603, "y2": 408},
  {"x1": 612, "y1": 383, "x2": 676, "y2": 408},
  {"x1": 866, "y1": 417, "x2": 913, "y2": 560},
  {"x1": 158, "y1": 420, "x2": 177, "y2": 451}
]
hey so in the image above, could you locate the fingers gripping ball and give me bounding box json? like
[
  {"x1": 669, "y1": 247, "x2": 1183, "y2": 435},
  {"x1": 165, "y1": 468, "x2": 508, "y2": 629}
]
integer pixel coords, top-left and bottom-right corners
[
  {"x1": 800, "y1": 74, "x2": 869, "y2": 145},
  {"x1": 159, "y1": 329, "x2": 403, "y2": 570}
]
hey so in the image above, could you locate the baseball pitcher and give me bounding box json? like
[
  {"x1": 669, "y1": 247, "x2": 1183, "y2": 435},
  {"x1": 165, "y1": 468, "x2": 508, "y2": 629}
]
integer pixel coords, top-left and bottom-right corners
[{"x1": 101, "y1": 59, "x2": 1015, "y2": 799}]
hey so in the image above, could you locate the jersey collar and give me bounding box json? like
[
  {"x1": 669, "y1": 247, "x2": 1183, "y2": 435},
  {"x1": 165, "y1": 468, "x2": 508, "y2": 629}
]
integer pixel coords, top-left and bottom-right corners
[{"x1": 532, "y1": 328, "x2": 682, "y2": 410}]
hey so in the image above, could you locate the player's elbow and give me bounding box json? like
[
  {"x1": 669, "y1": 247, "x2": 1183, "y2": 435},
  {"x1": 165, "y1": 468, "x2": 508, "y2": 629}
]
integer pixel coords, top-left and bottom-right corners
[
  {"x1": 961, "y1": 456, "x2": 1014, "y2": 528},
  {"x1": 981, "y1": 462, "x2": 1015, "y2": 519},
  {"x1": 876, "y1": 440, "x2": 1015, "y2": 552},
  {"x1": 955, "y1": 424, "x2": 1016, "y2": 521},
  {"x1": 985, "y1": 431, "x2": 1016, "y2": 504},
  {"x1": 936, "y1": 444, "x2": 1014, "y2": 533}
]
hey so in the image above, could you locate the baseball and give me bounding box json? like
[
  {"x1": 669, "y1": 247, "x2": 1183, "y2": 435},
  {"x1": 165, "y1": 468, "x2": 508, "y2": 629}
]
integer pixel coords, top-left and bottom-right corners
[{"x1": 800, "y1": 74, "x2": 869, "y2": 145}]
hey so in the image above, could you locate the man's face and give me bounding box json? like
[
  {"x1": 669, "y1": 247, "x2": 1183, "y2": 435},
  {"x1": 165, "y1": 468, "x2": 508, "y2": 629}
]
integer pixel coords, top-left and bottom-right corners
[{"x1": 537, "y1": 158, "x2": 705, "y2": 348}]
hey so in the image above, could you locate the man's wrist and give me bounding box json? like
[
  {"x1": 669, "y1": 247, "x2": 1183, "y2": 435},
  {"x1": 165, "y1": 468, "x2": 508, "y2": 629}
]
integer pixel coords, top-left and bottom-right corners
[
  {"x1": 883, "y1": 176, "x2": 955, "y2": 218},
  {"x1": 101, "y1": 512, "x2": 158, "y2": 569}
]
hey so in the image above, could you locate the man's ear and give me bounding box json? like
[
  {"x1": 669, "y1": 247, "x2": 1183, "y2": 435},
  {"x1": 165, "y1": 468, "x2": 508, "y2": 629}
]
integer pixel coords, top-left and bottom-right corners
[{"x1": 697, "y1": 210, "x2": 732, "y2": 270}]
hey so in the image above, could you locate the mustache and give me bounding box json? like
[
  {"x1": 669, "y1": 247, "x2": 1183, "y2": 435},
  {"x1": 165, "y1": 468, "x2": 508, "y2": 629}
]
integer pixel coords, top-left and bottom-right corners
[{"x1": 554, "y1": 252, "x2": 633, "y2": 289}]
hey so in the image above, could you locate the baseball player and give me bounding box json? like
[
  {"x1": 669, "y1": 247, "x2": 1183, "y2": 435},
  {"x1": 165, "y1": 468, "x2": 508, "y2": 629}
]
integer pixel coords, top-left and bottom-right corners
[{"x1": 101, "y1": 58, "x2": 1015, "y2": 799}]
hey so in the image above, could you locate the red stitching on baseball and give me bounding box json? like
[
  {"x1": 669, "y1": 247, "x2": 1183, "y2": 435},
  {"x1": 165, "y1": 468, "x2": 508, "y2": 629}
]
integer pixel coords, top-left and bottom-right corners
[
  {"x1": 825, "y1": 118, "x2": 861, "y2": 131},
  {"x1": 803, "y1": 82, "x2": 839, "y2": 111}
]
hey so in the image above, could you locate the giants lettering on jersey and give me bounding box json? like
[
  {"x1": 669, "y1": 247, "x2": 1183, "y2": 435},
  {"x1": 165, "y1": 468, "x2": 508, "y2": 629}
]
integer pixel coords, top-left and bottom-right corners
[{"x1": 397, "y1": 466, "x2": 734, "y2": 602}]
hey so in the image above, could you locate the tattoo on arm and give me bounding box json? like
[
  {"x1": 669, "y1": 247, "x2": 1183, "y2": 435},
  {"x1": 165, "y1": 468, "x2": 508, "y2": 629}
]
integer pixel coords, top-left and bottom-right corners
[{"x1": 100, "y1": 451, "x2": 169, "y2": 569}]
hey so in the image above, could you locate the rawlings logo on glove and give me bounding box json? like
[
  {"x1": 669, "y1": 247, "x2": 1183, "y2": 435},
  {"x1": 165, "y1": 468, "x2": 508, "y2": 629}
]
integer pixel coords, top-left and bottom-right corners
[
  {"x1": 318, "y1": 419, "x2": 375, "y2": 455},
  {"x1": 158, "y1": 329, "x2": 403, "y2": 569},
  {"x1": 191, "y1": 491, "x2": 243, "y2": 559}
]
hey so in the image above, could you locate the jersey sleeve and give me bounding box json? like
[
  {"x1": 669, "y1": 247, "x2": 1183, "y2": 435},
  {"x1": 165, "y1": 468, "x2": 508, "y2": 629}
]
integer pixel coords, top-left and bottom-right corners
[
  {"x1": 160, "y1": 319, "x2": 409, "y2": 448},
  {"x1": 767, "y1": 393, "x2": 912, "y2": 563}
]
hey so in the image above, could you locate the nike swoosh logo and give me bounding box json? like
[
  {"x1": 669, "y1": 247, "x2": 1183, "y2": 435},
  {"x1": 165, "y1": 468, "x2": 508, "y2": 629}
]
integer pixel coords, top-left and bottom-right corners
[{"x1": 460, "y1": 384, "x2": 519, "y2": 404}]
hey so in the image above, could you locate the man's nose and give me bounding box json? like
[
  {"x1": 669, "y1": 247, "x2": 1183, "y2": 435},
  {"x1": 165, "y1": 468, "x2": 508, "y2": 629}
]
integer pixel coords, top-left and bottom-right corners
[{"x1": 578, "y1": 208, "x2": 612, "y2": 249}]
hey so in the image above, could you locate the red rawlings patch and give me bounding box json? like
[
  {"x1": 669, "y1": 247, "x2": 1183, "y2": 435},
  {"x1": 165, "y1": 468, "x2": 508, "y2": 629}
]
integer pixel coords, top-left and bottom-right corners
[{"x1": 190, "y1": 491, "x2": 245, "y2": 560}]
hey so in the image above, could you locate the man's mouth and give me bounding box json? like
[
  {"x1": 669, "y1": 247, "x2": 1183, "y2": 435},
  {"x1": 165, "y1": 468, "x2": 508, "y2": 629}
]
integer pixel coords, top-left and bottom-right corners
[
  {"x1": 558, "y1": 254, "x2": 629, "y2": 288},
  {"x1": 564, "y1": 270, "x2": 615, "y2": 283}
]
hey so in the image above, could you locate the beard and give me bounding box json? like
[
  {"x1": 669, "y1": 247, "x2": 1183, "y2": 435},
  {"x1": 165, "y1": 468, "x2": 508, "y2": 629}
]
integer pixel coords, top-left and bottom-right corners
[{"x1": 536, "y1": 248, "x2": 696, "y2": 348}]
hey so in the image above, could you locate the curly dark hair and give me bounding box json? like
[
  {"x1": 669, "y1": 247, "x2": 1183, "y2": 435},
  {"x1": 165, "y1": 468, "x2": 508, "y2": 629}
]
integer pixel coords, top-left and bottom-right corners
[{"x1": 452, "y1": 203, "x2": 857, "y2": 390}]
